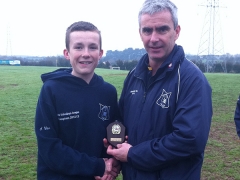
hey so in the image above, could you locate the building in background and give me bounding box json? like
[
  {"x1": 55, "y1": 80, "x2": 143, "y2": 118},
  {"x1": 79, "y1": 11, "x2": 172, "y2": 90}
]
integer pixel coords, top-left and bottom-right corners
[{"x1": 0, "y1": 60, "x2": 21, "y2": 66}]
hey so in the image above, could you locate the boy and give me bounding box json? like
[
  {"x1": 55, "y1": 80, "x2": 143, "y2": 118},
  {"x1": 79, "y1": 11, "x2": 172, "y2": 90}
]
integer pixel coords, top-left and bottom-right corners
[{"x1": 35, "y1": 21, "x2": 120, "y2": 180}]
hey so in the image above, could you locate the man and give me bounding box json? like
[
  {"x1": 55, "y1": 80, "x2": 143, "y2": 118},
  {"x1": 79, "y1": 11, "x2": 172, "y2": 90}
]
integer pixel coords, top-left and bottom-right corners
[
  {"x1": 35, "y1": 21, "x2": 120, "y2": 180},
  {"x1": 234, "y1": 95, "x2": 240, "y2": 139},
  {"x1": 107, "y1": 0, "x2": 212, "y2": 179}
]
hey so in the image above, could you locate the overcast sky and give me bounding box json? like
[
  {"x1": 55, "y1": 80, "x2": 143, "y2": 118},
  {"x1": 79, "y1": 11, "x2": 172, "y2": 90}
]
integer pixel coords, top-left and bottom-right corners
[{"x1": 0, "y1": 0, "x2": 238, "y2": 57}]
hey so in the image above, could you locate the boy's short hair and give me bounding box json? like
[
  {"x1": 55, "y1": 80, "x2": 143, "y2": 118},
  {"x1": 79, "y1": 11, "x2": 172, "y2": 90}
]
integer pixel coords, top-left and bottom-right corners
[{"x1": 65, "y1": 21, "x2": 102, "y2": 50}]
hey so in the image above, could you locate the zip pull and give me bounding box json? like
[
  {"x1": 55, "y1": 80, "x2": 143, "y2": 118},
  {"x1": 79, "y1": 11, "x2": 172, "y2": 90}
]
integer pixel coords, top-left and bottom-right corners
[{"x1": 142, "y1": 92, "x2": 147, "y2": 103}]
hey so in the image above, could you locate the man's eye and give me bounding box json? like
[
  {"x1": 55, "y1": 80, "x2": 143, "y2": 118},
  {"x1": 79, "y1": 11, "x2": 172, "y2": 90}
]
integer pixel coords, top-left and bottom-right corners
[
  {"x1": 142, "y1": 28, "x2": 153, "y2": 35},
  {"x1": 156, "y1": 26, "x2": 170, "y2": 34}
]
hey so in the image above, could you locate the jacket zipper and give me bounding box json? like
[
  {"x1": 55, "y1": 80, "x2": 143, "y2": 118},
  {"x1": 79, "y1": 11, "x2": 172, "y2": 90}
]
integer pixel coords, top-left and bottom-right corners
[{"x1": 142, "y1": 91, "x2": 147, "y2": 103}]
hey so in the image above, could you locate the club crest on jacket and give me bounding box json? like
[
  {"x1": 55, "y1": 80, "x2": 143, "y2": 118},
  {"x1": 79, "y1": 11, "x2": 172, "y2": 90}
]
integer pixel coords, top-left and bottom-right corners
[
  {"x1": 98, "y1": 103, "x2": 110, "y2": 121},
  {"x1": 156, "y1": 89, "x2": 172, "y2": 108}
]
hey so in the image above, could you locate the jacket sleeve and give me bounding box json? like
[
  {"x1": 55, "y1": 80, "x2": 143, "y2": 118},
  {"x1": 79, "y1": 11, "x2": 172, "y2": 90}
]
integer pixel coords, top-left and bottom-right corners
[
  {"x1": 127, "y1": 70, "x2": 212, "y2": 171},
  {"x1": 35, "y1": 86, "x2": 105, "y2": 177},
  {"x1": 234, "y1": 95, "x2": 240, "y2": 138}
]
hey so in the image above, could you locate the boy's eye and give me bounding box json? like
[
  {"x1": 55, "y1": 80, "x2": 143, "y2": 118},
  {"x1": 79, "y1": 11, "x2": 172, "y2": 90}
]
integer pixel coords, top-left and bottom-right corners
[
  {"x1": 75, "y1": 46, "x2": 83, "y2": 49},
  {"x1": 142, "y1": 27, "x2": 153, "y2": 35},
  {"x1": 89, "y1": 46, "x2": 98, "y2": 50}
]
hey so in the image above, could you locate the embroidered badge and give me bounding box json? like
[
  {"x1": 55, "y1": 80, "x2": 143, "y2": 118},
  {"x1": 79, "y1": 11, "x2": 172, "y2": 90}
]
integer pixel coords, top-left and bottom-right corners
[
  {"x1": 130, "y1": 90, "x2": 138, "y2": 95},
  {"x1": 98, "y1": 103, "x2": 110, "y2": 121},
  {"x1": 156, "y1": 89, "x2": 172, "y2": 108}
]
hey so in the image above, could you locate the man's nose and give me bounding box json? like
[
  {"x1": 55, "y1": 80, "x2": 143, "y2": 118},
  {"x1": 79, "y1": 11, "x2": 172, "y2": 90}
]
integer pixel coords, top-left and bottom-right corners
[{"x1": 150, "y1": 30, "x2": 160, "y2": 42}]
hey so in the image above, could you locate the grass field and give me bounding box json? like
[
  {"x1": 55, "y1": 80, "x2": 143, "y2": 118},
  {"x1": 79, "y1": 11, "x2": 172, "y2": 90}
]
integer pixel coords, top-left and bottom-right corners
[{"x1": 0, "y1": 66, "x2": 240, "y2": 180}]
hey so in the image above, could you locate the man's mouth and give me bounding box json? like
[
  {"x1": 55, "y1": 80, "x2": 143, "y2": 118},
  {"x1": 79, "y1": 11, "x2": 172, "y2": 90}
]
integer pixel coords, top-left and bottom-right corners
[{"x1": 150, "y1": 46, "x2": 162, "y2": 49}]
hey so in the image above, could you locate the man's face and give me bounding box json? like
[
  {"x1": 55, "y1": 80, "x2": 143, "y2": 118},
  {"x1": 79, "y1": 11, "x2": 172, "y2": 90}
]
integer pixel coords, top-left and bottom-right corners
[
  {"x1": 63, "y1": 31, "x2": 103, "y2": 82},
  {"x1": 139, "y1": 10, "x2": 180, "y2": 64}
]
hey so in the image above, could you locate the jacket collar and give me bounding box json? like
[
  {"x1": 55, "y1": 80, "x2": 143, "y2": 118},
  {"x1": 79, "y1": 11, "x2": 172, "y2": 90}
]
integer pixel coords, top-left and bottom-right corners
[{"x1": 134, "y1": 45, "x2": 185, "y2": 80}]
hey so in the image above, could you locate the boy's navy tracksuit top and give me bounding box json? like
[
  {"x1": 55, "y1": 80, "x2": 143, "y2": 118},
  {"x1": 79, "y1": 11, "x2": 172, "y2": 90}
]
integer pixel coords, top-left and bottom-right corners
[{"x1": 35, "y1": 69, "x2": 119, "y2": 179}]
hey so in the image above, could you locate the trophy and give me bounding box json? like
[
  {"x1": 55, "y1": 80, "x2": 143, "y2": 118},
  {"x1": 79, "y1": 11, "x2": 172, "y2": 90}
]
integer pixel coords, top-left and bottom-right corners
[{"x1": 107, "y1": 120, "x2": 126, "y2": 148}]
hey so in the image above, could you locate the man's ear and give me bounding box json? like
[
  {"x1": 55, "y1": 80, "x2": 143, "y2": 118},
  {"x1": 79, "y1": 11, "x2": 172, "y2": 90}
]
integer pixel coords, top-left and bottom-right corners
[
  {"x1": 139, "y1": 28, "x2": 143, "y2": 41},
  {"x1": 175, "y1": 25, "x2": 181, "y2": 41}
]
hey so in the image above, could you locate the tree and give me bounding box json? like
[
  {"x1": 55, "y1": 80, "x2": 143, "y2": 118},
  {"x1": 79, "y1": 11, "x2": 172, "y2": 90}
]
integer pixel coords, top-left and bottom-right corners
[
  {"x1": 232, "y1": 62, "x2": 240, "y2": 73},
  {"x1": 115, "y1": 60, "x2": 124, "y2": 70}
]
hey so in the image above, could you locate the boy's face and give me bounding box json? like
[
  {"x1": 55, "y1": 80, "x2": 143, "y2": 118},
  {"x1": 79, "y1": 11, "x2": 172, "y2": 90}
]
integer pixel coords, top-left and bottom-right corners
[{"x1": 63, "y1": 31, "x2": 103, "y2": 82}]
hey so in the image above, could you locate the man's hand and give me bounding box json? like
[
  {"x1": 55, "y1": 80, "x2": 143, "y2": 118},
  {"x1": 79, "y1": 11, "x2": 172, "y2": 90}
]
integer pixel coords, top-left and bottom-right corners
[{"x1": 107, "y1": 143, "x2": 132, "y2": 162}]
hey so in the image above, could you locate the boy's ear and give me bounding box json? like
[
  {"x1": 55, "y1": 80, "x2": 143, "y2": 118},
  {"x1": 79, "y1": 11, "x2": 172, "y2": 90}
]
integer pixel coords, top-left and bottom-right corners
[
  {"x1": 99, "y1": 50, "x2": 104, "y2": 60},
  {"x1": 63, "y1": 49, "x2": 70, "y2": 60}
]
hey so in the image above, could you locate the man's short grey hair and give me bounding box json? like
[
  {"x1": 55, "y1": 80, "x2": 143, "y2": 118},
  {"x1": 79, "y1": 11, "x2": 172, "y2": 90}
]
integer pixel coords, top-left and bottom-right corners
[{"x1": 138, "y1": 0, "x2": 178, "y2": 29}]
